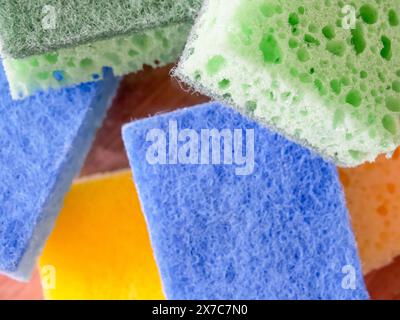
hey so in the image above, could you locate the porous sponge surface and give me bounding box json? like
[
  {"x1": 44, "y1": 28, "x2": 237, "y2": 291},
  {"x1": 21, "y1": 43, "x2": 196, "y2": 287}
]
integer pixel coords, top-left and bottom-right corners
[
  {"x1": 122, "y1": 102, "x2": 368, "y2": 300},
  {"x1": 0, "y1": 0, "x2": 202, "y2": 58},
  {"x1": 4, "y1": 23, "x2": 190, "y2": 99},
  {"x1": 340, "y1": 149, "x2": 400, "y2": 274},
  {"x1": 176, "y1": 0, "x2": 400, "y2": 167},
  {"x1": 0, "y1": 64, "x2": 119, "y2": 280},
  {"x1": 39, "y1": 171, "x2": 165, "y2": 300}
]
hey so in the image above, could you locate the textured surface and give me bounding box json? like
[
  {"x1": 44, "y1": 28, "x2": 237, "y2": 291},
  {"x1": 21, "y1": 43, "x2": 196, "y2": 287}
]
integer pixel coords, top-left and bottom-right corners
[
  {"x1": 340, "y1": 148, "x2": 400, "y2": 274},
  {"x1": 176, "y1": 0, "x2": 400, "y2": 167},
  {"x1": 0, "y1": 64, "x2": 119, "y2": 280},
  {"x1": 4, "y1": 23, "x2": 190, "y2": 99},
  {"x1": 39, "y1": 171, "x2": 164, "y2": 300},
  {"x1": 123, "y1": 102, "x2": 368, "y2": 300},
  {"x1": 1, "y1": 65, "x2": 399, "y2": 300},
  {"x1": 0, "y1": 0, "x2": 202, "y2": 58}
]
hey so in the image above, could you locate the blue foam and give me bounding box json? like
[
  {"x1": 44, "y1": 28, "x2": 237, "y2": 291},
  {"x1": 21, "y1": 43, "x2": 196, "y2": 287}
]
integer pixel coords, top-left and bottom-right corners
[
  {"x1": 0, "y1": 64, "x2": 119, "y2": 281},
  {"x1": 122, "y1": 102, "x2": 368, "y2": 300}
]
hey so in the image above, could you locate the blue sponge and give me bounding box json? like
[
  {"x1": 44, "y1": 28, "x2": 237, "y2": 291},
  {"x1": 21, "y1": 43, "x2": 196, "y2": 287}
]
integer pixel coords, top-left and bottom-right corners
[
  {"x1": 123, "y1": 102, "x2": 368, "y2": 300},
  {"x1": 0, "y1": 64, "x2": 119, "y2": 280}
]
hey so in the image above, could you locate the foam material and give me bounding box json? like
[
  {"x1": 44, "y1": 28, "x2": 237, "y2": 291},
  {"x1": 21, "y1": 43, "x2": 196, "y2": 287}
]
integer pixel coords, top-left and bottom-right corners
[
  {"x1": 0, "y1": 64, "x2": 119, "y2": 281},
  {"x1": 4, "y1": 23, "x2": 190, "y2": 99},
  {"x1": 0, "y1": 0, "x2": 202, "y2": 58},
  {"x1": 123, "y1": 102, "x2": 368, "y2": 300},
  {"x1": 176, "y1": 0, "x2": 400, "y2": 167},
  {"x1": 39, "y1": 171, "x2": 164, "y2": 300},
  {"x1": 340, "y1": 149, "x2": 400, "y2": 274}
]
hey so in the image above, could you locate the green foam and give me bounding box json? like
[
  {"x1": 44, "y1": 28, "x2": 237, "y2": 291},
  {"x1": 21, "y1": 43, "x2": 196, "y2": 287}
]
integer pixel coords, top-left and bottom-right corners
[
  {"x1": 176, "y1": 0, "x2": 400, "y2": 167},
  {"x1": 4, "y1": 23, "x2": 191, "y2": 99},
  {"x1": 0, "y1": 0, "x2": 201, "y2": 58}
]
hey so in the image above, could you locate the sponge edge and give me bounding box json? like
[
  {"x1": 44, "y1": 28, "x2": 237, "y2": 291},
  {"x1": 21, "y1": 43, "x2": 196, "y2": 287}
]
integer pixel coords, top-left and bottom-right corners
[
  {"x1": 0, "y1": 65, "x2": 119, "y2": 281},
  {"x1": 39, "y1": 170, "x2": 164, "y2": 300},
  {"x1": 0, "y1": 0, "x2": 202, "y2": 59},
  {"x1": 175, "y1": 0, "x2": 400, "y2": 167},
  {"x1": 4, "y1": 23, "x2": 190, "y2": 99},
  {"x1": 123, "y1": 102, "x2": 368, "y2": 300},
  {"x1": 340, "y1": 149, "x2": 400, "y2": 274}
]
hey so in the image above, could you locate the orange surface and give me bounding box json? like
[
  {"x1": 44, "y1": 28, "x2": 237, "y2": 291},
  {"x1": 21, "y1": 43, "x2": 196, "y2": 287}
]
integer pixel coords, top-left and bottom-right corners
[
  {"x1": 38, "y1": 170, "x2": 164, "y2": 300},
  {"x1": 340, "y1": 149, "x2": 400, "y2": 274}
]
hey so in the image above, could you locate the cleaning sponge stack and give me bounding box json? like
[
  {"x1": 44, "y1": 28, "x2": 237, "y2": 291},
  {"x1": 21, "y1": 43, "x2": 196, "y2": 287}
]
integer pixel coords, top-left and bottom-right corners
[
  {"x1": 176, "y1": 0, "x2": 400, "y2": 167},
  {"x1": 0, "y1": 64, "x2": 119, "y2": 280},
  {"x1": 0, "y1": 0, "x2": 201, "y2": 58},
  {"x1": 123, "y1": 102, "x2": 368, "y2": 300},
  {"x1": 1, "y1": 0, "x2": 202, "y2": 99}
]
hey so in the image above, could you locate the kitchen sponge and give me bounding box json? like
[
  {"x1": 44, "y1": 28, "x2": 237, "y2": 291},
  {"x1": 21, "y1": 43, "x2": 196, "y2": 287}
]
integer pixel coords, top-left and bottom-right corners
[
  {"x1": 0, "y1": 0, "x2": 202, "y2": 58},
  {"x1": 0, "y1": 64, "x2": 119, "y2": 281},
  {"x1": 175, "y1": 0, "x2": 400, "y2": 167},
  {"x1": 340, "y1": 149, "x2": 400, "y2": 274},
  {"x1": 4, "y1": 23, "x2": 190, "y2": 99},
  {"x1": 122, "y1": 102, "x2": 368, "y2": 300},
  {"x1": 39, "y1": 171, "x2": 164, "y2": 300}
]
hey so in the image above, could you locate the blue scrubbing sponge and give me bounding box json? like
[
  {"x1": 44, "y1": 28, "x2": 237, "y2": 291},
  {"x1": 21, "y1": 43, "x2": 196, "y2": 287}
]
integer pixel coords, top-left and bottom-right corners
[
  {"x1": 122, "y1": 102, "x2": 368, "y2": 300},
  {"x1": 0, "y1": 64, "x2": 119, "y2": 281}
]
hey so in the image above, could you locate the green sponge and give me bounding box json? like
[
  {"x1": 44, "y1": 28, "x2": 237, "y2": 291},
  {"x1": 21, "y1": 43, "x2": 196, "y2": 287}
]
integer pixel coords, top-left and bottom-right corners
[
  {"x1": 175, "y1": 0, "x2": 400, "y2": 167},
  {"x1": 4, "y1": 23, "x2": 191, "y2": 99},
  {"x1": 0, "y1": 0, "x2": 201, "y2": 58}
]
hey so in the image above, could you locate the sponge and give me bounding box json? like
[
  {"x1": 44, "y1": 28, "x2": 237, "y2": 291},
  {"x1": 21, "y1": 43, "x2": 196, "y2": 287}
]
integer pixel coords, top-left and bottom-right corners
[
  {"x1": 0, "y1": 63, "x2": 119, "y2": 281},
  {"x1": 340, "y1": 149, "x2": 400, "y2": 274},
  {"x1": 0, "y1": 0, "x2": 202, "y2": 58},
  {"x1": 122, "y1": 102, "x2": 368, "y2": 300},
  {"x1": 4, "y1": 23, "x2": 191, "y2": 99},
  {"x1": 175, "y1": 0, "x2": 400, "y2": 167},
  {"x1": 39, "y1": 171, "x2": 164, "y2": 300}
]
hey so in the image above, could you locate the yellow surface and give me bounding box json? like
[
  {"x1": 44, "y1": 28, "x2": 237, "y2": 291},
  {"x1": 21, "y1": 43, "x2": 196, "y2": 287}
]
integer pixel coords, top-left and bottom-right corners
[
  {"x1": 340, "y1": 149, "x2": 400, "y2": 274},
  {"x1": 39, "y1": 170, "x2": 164, "y2": 300}
]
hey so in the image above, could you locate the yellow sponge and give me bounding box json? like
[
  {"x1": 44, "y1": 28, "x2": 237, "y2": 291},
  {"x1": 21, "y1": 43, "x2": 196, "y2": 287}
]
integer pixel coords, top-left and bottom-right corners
[
  {"x1": 340, "y1": 149, "x2": 400, "y2": 274},
  {"x1": 38, "y1": 170, "x2": 164, "y2": 300}
]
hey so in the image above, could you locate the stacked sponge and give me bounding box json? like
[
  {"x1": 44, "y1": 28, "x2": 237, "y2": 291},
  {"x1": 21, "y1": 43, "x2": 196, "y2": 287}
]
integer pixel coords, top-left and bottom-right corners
[
  {"x1": 340, "y1": 149, "x2": 400, "y2": 274},
  {"x1": 39, "y1": 171, "x2": 164, "y2": 300},
  {"x1": 1, "y1": 1, "x2": 201, "y2": 99},
  {"x1": 0, "y1": 0, "x2": 201, "y2": 58},
  {"x1": 123, "y1": 102, "x2": 368, "y2": 299},
  {"x1": 0, "y1": 64, "x2": 119, "y2": 280},
  {"x1": 176, "y1": 0, "x2": 400, "y2": 167}
]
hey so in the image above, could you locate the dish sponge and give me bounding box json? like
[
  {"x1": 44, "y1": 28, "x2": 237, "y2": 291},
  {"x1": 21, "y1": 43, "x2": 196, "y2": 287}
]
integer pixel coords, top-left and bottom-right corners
[
  {"x1": 39, "y1": 171, "x2": 164, "y2": 300},
  {"x1": 4, "y1": 23, "x2": 191, "y2": 99},
  {"x1": 0, "y1": 63, "x2": 119, "y2": 281},
  {"x1": 0, "y1": 0, "x2": 202, "y2": 59},
  {"x1": 122, "y1": 102, "x2": 368, "y2": 300},
  {"x1": 340, "y1": 149, "x2": 400, "y2": 274},
  {"x1": 175, "y1": 0, "x2": 400, "y2": 167}
]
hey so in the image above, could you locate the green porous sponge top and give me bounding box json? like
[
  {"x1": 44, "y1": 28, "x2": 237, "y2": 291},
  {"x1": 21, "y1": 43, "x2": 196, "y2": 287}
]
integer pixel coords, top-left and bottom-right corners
[
  {"x1": 4, "y1": 23, "x2": 190, "y2": 99},
  {"x1": 0, "y1": 0, "x2": 201, "y2": 59},
  {"x1": 176, "y1": 0, "x2": 400, "y2": 167}
]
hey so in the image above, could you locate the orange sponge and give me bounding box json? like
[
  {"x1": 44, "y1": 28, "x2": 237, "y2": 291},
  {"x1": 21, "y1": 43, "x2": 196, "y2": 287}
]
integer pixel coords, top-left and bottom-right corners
[
  {"x1": 340, "y1": 149, "x2": 400, "y2": 274},
  {"x1": 38, "y1": 170, "x2": 164, "y2": 300}
]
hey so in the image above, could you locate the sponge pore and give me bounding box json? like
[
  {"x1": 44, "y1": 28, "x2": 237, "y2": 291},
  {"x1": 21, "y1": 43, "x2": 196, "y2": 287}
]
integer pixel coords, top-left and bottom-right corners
[
  {"x1": 4, "y1": 23, "x2": 190, "y2": 99},
  {"x1": 0, "y1": 63, "x2": 119, "y2": 281},
  {"x1": 175, "y1": 0, "x2": 400, "y2": 167},
  {"x1": 39, "y1": 171, "x2": 164, "y2": 300},
  {"x1": 340, "y1": 148, "x2": 400, "y2": 274},
  {"x1": 122, "y1": 102, "x2": 368, "y2": 300},
  {"x1": 0, "y1": 0, "x2": 202, "y2": 58}
]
